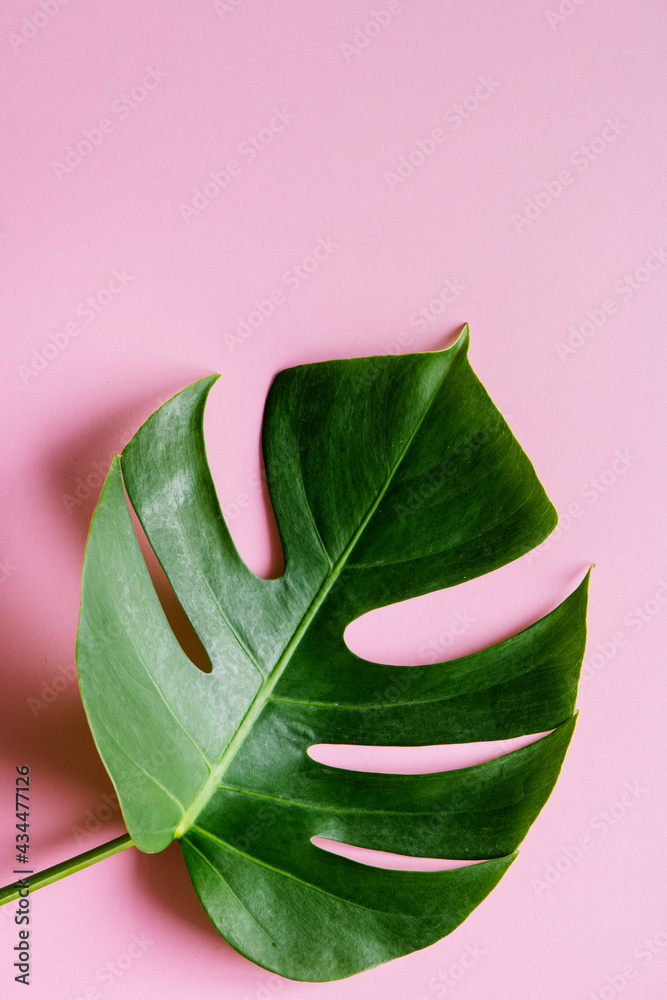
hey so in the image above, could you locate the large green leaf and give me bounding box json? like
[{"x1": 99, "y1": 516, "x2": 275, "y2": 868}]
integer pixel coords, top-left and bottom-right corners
[{"x1": 76, "y1": 327, "x2": 588, "y2": 981}]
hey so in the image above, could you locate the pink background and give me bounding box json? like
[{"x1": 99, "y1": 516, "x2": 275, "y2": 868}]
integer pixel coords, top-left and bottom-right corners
[{"x1": 1, "y1": 1, "x2": 666, "y2": 997}]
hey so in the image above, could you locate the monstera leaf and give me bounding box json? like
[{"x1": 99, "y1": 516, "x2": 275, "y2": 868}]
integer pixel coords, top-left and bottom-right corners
[{"x1": 76, "y1": 327, "x2": 588, "y2": 981}]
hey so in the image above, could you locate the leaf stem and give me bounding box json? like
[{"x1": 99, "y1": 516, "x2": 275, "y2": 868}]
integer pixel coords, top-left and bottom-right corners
[{"x1": 0, "y1": 833, "x2": 135, "y2": 906}]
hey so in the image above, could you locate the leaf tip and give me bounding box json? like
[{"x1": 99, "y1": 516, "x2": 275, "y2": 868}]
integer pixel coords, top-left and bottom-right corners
[{"x1": 451, "y1": 322, "x2": 470, "y2": 355}]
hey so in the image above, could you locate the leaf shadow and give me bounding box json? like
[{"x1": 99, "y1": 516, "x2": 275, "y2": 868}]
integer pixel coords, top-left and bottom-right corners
[
  {"x1": 0, "y1": 381, "x2": 213, "y2": 865},
  {"x1": 44, "y1": 381, "x2": 216, "y2": 672},
  {"x1": 132, "y1": 843, "x2": 254, "y2": 970},
  {"x1": 0, "y1": 621, "x2": 120, "y2": 865}
]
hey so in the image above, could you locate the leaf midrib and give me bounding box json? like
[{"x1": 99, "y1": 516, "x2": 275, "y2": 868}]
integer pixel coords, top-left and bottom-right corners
[{"x1": 174, "y1": 359, "x2": 455, "y2": 838}]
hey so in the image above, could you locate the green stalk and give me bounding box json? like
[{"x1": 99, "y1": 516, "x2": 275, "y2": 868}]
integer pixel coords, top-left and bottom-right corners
[{"x1": 0, "y1": 833, "x2": 134, "y2": 905}]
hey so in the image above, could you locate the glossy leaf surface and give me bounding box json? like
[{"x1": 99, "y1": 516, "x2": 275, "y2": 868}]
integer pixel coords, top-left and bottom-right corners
[{"x1": 76, "y1": 328, "x2": 588, "y2": 980}]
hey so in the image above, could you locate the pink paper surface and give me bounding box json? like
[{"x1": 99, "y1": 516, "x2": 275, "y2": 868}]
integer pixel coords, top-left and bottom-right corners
[{"x1": 1, "y1": 1, "x2": 666, "y2": 997}]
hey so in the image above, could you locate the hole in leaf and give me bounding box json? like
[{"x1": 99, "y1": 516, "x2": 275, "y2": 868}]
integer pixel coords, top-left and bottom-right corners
[
  {"x1": 343, "y1": 558, "x2": 568, "y2": 667},
  {"x1": 308, "y1": 731, "x2": 551, "y2": 774},
  {"x1": 126, "y1": 502, "x2": 213, "y2": 674},
  {"x1": 203, "y1": 374, "x2": 285, "y2": 581},
  {"x1": 312, "y1": 838, "x2": 488, "y2": 872}
]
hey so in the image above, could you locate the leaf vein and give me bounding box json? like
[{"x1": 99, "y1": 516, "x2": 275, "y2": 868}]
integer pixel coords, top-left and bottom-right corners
[{"x1": 189, "y1": 825, "x2": 425, "y2": 920}]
